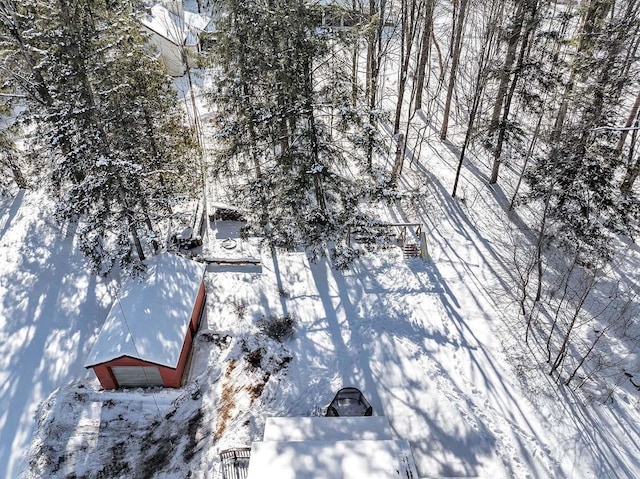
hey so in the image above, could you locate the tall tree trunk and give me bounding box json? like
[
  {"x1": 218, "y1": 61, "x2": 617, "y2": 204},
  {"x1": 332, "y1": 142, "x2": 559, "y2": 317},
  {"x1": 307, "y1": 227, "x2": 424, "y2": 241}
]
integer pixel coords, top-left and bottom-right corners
[
  {"x1": 551, "y1": 69, "x2": 575, "y2": 142},
  {"x1": 393, "y1": 0, "x2": 421, "y2": 134},
  {"x1": 237, "y1": 26, "x2": 263, "y2": 180},
  {"x1": 128, "y1": 215, "x2": 146, "y2": 261},
  {"x1": 489, "y1": 1, "x2": 537, "y2": 184},
  {"x1": 510, "y1": 106, "x2": 544, "y2": 209},
  {"x1": 352, "y1": 38, "x2": 359, "y2": 107},
  {"x1": 133, "y1": 175, "x2": 159, "y2": 254},
  {"x1": 365, "y1": 0, "x2": 379, "y2": 105},
  {"x1": 615, "y1": 88, "x2": 640, "y2": 154},
  {"x1": 268, "y1": 0, "x2": 291, "y2": 156},
  {"x1": 117, "y1": 186, "x2": 146, "y2": 261},
  {"x1": 431, "y1": 27, "x2": 445, "y2": 84},
  {"x1": 391, "y1": 133, "x2": 405, "y2": 178},
  {"x1": 6, "y1": 151, "x2": 28, "y2": 189},
  {"x1": 302, "y1": 52, "x2": 325, "y2": 212},
  {"x1": 413, "y1": 0, "x2": 434, "y2": 112},
  {"x1": 449, "y1": 0, "x2": 458, "y2": 58},
  {"x1": 185, "y1": 62, "x2": 203, "y2": 148},
  {"x1": 451, "y1": 1, "x2": 496, "y2": 196},
  {"x1": 552, "y1": 0, "x2": 614, "y2": 141},
  {"x1": 440, "y1": 0, "x2": 468, "y2": 140},
  {"x1": 621, "y1": 150, "x2": 640, "y2": 194},
  {"x1": 393, "y1": 0, "x2": 408, "y2": 135},
  {"x1": 488, "y1": 0, "x2": 527, "y2": 132},
  {"x1": 351, "y1": 0, "x2": 360, "y2": 107},
  {"x1": 534, "y1": 189, "x2": 552, "y2": 302},
  {"x1": 616, "y1": 24, "x2": 640, "y2": 100},
  {"x1": 366, "y1": 0, "x2": 385, "y2": 170}
]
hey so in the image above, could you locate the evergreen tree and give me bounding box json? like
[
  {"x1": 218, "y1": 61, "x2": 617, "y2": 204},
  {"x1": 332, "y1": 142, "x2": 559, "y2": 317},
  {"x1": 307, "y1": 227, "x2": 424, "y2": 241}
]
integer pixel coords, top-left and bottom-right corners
[
  {"x1": 210, "y1": 0, "x2": 378, "y2": 259},
  {"x1": 0, "y1": 74, "x2": 27, "y2": 191},
  {"x1": 524, "y1": 0, "x2": 640, "y2": 263},
  {"x1": 0, "y1": 0, "x2": 198, "y2": 273}
]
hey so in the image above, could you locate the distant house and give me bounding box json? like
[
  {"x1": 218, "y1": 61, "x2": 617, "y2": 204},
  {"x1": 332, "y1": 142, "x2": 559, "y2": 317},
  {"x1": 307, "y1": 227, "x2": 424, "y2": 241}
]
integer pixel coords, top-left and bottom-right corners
[
  {"x1": 140, "y1": 1, "x2": 211, "y2": 76},
  {"x1": 85, "y1": 253, "x2": 206, "y2": 389}
]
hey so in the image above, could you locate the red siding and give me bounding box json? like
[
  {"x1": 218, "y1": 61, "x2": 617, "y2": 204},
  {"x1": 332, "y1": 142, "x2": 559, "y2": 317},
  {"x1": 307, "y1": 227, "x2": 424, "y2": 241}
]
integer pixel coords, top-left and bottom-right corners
[
  {"x1": 92, "y1": 279, "x2": 207, "y2": 390},
  {"x1": 190, "y1": 281, "x2": 206, "y2": 333},
  {"x1": 93, "y1": 364, "x2": 118, "y2": 390},
  {"x1": 165, "y1": 327, "x2": 194, "y2": 387}
]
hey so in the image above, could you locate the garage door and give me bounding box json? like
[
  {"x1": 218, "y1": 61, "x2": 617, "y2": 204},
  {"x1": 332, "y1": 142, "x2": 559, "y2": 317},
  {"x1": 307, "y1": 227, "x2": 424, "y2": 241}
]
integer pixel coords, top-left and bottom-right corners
[{"x1": 111, "y1": 366, "x2": 163, "y2": 388}]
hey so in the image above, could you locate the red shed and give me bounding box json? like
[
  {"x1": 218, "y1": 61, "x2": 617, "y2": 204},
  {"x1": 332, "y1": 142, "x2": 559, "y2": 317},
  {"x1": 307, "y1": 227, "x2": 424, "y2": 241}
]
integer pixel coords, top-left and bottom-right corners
[{"x1": 85, "y1": 253, "x2": 206, "y2": 389}]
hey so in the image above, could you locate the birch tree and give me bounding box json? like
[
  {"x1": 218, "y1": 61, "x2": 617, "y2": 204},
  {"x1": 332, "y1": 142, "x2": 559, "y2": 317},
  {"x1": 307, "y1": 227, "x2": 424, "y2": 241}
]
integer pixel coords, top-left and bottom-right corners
[{"x1": 413, "y1": 0, "x2": 435, "y2": 113}]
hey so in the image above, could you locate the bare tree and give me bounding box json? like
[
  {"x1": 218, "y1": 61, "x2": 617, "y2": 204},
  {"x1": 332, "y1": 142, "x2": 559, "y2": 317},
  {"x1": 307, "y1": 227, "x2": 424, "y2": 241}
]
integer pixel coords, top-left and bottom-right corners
[
  {"x1": 365, "y1": 0, "x2": 388, "y2": 170},
  {"x1": 615, "y1": 88, "x2": 640, "y2": 154},
  {"x1": 439, "y1": 0, "x2": 468, "y2": 140},
  {"x1": 451, "y1": 1, "x2": 500, "y2": 196},
  {"x1": 392, "y1": 0, "x2": 423, "y2": 134},
  {"x1": 489, "y1": 0, "x2": 539, "y2": 184},
  {"x1": 413, "y1": 0, "x2": 435, "y2": 113}
]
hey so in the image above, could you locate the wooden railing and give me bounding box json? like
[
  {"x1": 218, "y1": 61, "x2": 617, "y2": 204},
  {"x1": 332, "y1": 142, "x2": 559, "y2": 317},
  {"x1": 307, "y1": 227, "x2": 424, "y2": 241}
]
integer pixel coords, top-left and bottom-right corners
[{"x1": 220, "y1": 447, "x2": 251, "y2": 479}]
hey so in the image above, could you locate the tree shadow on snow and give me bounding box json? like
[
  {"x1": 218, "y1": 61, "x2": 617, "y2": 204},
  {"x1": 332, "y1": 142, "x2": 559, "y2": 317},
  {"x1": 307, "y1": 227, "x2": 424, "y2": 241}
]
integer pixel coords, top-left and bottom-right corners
[
  {"x1": 0, "y1": 213, "x2": 110, "y2": 478},
  {"x1": 0, "y1": 189, "x2": 25, "y2": 241},
  {"x1": 305, "y1": 255, "x2": 510, "y2": 477}
]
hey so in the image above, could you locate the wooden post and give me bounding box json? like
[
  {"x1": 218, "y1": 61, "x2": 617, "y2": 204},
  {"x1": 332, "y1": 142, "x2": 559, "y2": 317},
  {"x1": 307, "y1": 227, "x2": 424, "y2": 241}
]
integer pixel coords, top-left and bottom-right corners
[{"x1": 419, "y1": 230, "x2": 429, "y2": 261}]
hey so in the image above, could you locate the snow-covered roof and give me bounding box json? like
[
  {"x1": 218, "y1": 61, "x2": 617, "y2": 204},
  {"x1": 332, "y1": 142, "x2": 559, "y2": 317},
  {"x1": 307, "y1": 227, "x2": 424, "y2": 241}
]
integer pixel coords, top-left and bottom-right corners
[
  {"x1": 140, "y1": 4, "x2": 210, "y2": 47},
  {"x1": 184, "y1": 10, "x2": 211, "y2": 32},
  {"x1": 85, "y1": 253, "x2": 205, "y2": 369},
  {"x1": 247, "y1": 439, "x2": 419, "y2": 479},
  {"x1": 249, "y1": 416, "x2": 416, "y2": 478}
]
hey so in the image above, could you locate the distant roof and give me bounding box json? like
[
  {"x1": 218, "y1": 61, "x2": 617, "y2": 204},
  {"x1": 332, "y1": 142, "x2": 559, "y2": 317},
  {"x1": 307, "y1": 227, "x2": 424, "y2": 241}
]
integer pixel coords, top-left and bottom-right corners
[
  {"x1": 140, "y1": 4, "x2": 210, "y2": 46},
  {"x1": 184, "y1": 10, "x2": 210, "y2": 32},
  {"x1": 85, "y1": 253, "x2": 205, "y2": 369}
]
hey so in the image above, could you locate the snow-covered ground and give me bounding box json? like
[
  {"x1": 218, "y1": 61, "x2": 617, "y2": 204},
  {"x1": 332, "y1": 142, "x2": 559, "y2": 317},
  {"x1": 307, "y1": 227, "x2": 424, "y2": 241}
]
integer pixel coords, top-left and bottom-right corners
[
  {"x1": 4, "y1": 120, "x2": 640, "y2": 478},
  {"x1": 3, "y1": 5, "x2": 640, "y2": 476},
  {"x1": 0, "y1": 191, "x2": 116, "y2": 479}
]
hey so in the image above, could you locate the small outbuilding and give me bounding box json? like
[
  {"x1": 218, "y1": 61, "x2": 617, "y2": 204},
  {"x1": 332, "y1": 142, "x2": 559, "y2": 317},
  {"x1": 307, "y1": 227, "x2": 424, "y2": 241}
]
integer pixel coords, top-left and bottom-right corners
[{"x1": 85, "y1": 253, "x2": 206, "y2": 389}]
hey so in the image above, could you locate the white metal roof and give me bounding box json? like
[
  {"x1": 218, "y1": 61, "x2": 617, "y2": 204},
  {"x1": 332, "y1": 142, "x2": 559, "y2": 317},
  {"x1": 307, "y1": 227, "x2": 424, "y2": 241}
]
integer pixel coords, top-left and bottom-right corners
[
  {"x1": 248, "y1": 416, "x2": 418, "y2": 478},
  {"x1": 247, "y1": 439, "x2": 419, "y2": 479},
  {"x1": 85, "y1": 253, "x2": 205, "y2": 369}
]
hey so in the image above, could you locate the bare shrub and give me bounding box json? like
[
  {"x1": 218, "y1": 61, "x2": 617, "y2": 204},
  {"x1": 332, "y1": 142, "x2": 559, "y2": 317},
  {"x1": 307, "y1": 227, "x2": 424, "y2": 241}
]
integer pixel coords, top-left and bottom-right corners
[
  {"x1": 258, "y1": 314, "x2": 296, "y2": 342},
  {"x1": 233, "y1": 300, "x2": 247, "y2": 319},
  {"x1": 245, "y1": 348, "x2": 265, "y2": 370}
]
